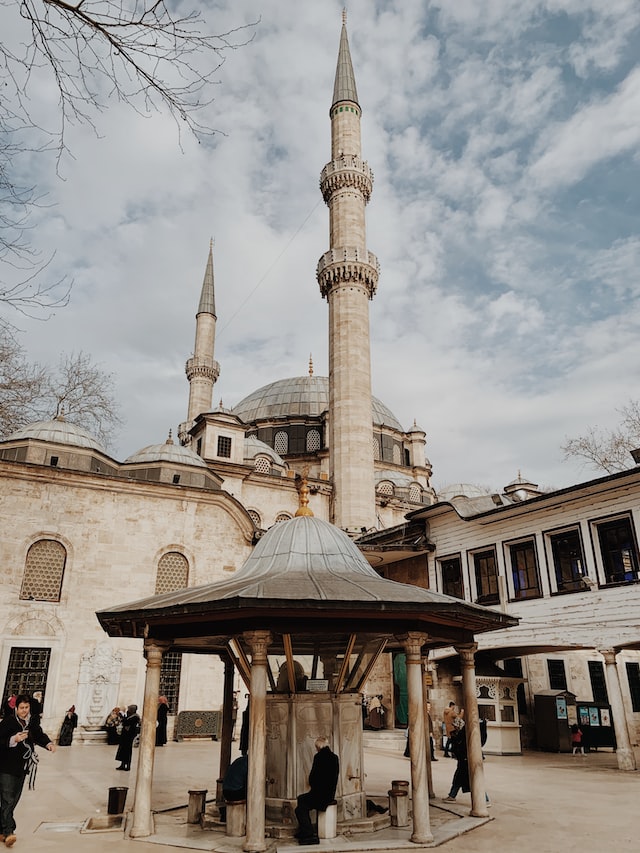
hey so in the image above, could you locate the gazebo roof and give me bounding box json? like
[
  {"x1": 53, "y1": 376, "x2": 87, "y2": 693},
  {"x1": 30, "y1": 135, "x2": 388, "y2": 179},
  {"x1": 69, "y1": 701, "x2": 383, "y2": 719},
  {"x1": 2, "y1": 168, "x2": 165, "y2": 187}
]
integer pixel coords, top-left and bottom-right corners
[{"x1": 97, "y1": 516, "x2": 517, "y2": 657}]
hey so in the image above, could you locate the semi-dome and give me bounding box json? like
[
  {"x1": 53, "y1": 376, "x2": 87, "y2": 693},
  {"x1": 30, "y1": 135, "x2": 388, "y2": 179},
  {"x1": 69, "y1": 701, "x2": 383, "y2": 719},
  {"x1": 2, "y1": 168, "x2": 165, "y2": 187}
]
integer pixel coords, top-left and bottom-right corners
[
  {"x1": 232, "y1": 375, "x2": 403, "y2": 431},
  {"x1": 244, "y1": 435, "x2": 285, "y2": 465},
  {"x1": 125, "y1": 438, "x2": 208, "y2": 467},
  {"x1": 4, "y1": 416, "x2": 105, "y2": 452}
]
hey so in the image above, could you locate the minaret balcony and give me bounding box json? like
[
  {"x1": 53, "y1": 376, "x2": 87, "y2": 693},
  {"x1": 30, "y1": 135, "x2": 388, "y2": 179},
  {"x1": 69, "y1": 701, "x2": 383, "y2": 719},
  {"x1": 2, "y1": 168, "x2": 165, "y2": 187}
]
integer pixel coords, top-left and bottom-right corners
[
  {"x1": 320, "y1": 157, "x2": 373, "y2": 203},
  {"x1": 185, "y1": 356, "x2": 220, "y2": 382},
  {"x1": 316, "y1": 247, "x2": 379, "y2": 299}
]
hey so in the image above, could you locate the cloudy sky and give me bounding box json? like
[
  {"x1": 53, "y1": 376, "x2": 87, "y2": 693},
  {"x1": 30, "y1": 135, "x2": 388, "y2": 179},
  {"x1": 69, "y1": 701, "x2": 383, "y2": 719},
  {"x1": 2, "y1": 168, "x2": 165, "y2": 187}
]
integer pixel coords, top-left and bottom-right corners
[{"x1": 3, "y1": 0, "x2": 640, "y2": 493}]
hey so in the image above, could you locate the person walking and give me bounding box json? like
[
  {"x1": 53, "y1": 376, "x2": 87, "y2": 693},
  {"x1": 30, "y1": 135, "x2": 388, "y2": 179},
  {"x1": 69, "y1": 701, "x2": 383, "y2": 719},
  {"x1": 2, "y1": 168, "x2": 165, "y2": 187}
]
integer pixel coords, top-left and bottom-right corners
[
  {"x1": 155, "y1": 696, "x2": 169, "y2": 747},
  {"x1": 0, "y1": 693, "x2": 57, "y2": 847},
  {"x1": 115, "y1": 704, "x2": 140, "y2": 771},
  {"x1": 105, "y1": 707, "x2": 123, "y2": 745},
  {"x1": 58, "y1": 706, "x2": 78, "y2": 746},
  {"x1": 571, "y1": 724, "x2": 585, "y2": 754},
  {"x1": 443, "y1": 717, "x2": 469, "y2": 802},
  {"x1": 442, "y1": 701, "x2": 458, "y2": 757},
  {"x1": 295, "y1": 736, "x2": 339, "y2": 845}
]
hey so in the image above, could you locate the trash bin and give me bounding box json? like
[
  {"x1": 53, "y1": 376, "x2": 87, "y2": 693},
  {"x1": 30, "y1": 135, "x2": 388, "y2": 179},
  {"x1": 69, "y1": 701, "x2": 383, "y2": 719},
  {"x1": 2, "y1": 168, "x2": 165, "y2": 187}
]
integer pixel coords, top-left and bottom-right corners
[{"x1": 107, "y1": 786, "x2": 128, "y2": 815}]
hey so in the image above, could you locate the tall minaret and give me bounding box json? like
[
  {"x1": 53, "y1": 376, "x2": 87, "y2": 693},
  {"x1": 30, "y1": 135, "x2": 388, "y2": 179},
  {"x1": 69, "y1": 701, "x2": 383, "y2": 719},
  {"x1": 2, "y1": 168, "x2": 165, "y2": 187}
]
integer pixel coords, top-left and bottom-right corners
[
  {"x1": 179, "y1": 240, "x2": 220, "y2": 444},
  {"x1": 316, "y1": 13, "x2": 379, "y2": 533}
]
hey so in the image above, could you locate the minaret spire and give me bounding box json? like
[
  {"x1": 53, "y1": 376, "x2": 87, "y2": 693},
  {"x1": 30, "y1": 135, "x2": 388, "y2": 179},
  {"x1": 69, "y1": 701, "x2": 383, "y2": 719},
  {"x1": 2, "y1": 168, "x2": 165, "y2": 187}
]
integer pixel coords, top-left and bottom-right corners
[
  {"x1": 178, "y1": 241, "x2": 221, "y2": 445},
  {"x1": 317, "y1": 19, "x2": 378, "y2": 533}
]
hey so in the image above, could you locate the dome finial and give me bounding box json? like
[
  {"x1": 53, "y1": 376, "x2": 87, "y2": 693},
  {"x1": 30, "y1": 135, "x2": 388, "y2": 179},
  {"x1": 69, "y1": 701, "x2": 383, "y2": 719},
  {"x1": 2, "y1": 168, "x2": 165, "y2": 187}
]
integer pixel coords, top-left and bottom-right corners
[
  {"x1": 166, "y1": 429, "x2": 174, "y2": 445},
  {"x1": 295, "y1": 466, "x2": 314, "y2": 517},
  {"x1": 342, "y1": 7, "x2": 347, "y2": 26},
  {"x1": 308, "y1": 354, "x2": 314, "y2": 376}
]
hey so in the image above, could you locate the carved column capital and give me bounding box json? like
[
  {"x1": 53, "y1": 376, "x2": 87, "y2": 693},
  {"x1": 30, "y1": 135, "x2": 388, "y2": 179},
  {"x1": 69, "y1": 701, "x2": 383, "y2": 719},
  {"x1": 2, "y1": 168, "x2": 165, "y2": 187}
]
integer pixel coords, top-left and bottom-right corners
[
  {"x1": 143, "y1": 639, "x2": 171, "y2": 666},
  {"x1": 599, "y1": 648, "x2": 617, "y2": 665},
  {"x1": 455, "y1": 643, "x2": 478, "y2": 668},
  {"x1": 397, "y1": 632, "x2": 428, "y2": 659},
  {"x1": 243, "y1": 630, "x2": 273, "y2": 663}
]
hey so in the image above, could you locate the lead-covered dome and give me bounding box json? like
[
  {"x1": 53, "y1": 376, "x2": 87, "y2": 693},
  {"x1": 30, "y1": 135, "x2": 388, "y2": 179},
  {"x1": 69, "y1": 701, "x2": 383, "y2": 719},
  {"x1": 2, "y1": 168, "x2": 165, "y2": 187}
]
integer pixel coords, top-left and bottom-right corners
[
  {"x1": 125, "y1": 438, "x2": 207, "y2": 467},
  {"x1": 3, "y1": 416, "x2": 105, "y2": 452},
  {"x1": 232, "y1": 375, "x2": 403, "y2": 431}
]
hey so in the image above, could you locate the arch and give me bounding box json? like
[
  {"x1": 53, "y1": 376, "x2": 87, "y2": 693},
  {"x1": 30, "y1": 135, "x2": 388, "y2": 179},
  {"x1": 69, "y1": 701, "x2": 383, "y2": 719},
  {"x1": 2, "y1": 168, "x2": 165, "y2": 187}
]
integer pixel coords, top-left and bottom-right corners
[
  {"x1": 156, "y1": 551, "x2": 189, "y2": 594},
  {"x1": 21, "y1": 539, "x2": 66, "y2": 602}
]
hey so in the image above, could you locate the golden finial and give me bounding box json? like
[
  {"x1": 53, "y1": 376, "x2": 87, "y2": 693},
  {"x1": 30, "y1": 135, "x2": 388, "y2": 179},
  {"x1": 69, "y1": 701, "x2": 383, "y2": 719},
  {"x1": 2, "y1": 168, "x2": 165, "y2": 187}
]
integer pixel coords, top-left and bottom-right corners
[
  {"x1": 166, "y1": 429, "x2": 174, "y2": 445},
  {"x1": 342, "y1": 8, "x2": 347, "y2": 25},
  {"x1": 295, "y1": 466, "x2": 314, "y2": 517},
  {"x1": 308, "y1": 354, "x2": 314, "y2": 376}
]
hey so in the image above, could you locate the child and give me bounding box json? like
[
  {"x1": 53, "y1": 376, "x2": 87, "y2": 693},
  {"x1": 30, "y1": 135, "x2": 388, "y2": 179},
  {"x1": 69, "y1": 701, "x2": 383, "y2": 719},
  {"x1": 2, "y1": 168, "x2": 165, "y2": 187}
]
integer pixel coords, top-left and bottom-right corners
[{"x1": 571, "y1": 723, "x2": 584, "y2": 754}]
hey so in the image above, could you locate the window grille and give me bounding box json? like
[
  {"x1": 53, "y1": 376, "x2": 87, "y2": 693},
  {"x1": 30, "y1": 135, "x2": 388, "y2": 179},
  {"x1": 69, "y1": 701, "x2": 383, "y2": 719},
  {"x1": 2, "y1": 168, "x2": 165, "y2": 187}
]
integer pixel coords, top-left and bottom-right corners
[
  {"x1": 275, "y1": 513, "x2": 292, "y2": 523},
  {"x1": 254, "y1": 456, "x2": 271, "y2": 474},
  {"x1": 2, "y1": 647, "x2": 50, "y2": 701},
  {"x1": 217, "y1": 435, "x2": 232, "y2": 458},
  {"x1": 155, "y1": 552, "x2": 189, "y2": 594},
  {"x1": 248, "y1": 510, "x2": 262, "y2": 528},
  {"x1": 306, "y1": 430, "x2": 321, "y2": 452},
  {"x1": 274, "y1": 431, "x2": 288, "y2": 455},
  {"x1": 20, "y1": 540, "x2": 66, "y2": 602}
]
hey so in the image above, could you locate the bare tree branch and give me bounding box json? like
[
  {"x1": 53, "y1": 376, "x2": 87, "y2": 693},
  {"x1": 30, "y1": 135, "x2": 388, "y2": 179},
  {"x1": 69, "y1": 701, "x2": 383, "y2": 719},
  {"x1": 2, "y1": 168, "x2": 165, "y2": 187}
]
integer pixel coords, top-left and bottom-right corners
[{"x1": 561, "y1": 400, "x2": 640, "y2": 474}]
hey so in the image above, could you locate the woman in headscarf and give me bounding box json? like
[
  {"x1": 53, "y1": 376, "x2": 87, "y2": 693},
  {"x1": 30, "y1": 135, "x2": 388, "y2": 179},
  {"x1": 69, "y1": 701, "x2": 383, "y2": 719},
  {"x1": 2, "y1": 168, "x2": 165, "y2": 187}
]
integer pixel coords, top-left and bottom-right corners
[
  {"x1": 155, "y1": 696, "x2": 169, "y2": 747},
  {"x1": 58, "y1": 706, "x2": 78, "y2": 746}
]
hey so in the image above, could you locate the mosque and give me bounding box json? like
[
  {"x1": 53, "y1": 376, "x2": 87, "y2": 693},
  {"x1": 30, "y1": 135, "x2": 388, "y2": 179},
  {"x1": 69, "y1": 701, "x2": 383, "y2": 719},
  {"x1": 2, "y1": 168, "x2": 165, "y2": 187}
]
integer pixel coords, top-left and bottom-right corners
[{"x1": 0, "y1": 17, "x2": 638, "y2": 776}]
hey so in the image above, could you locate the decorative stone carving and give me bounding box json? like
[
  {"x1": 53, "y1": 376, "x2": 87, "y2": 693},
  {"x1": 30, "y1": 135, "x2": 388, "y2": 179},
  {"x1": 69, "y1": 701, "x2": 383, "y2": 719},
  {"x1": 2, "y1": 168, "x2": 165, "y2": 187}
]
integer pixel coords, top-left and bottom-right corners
[{"x1": 77, "y1": 641, "x2": 122, "y2": 729}]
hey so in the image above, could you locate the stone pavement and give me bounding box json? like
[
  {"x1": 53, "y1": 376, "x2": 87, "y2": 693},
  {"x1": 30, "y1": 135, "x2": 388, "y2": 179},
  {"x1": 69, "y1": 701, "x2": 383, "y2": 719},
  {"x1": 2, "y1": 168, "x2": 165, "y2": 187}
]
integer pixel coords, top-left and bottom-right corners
[{"x1": 11, "y1": 737, "x2": 640, "y2": 853}]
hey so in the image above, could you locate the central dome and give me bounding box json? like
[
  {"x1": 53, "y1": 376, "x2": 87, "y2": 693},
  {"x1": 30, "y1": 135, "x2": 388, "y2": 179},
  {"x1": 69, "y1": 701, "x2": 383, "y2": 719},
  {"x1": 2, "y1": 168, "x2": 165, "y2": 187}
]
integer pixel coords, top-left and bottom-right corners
[{"x1": 232, "y1": 376, "x2": 403, "y2": 431}]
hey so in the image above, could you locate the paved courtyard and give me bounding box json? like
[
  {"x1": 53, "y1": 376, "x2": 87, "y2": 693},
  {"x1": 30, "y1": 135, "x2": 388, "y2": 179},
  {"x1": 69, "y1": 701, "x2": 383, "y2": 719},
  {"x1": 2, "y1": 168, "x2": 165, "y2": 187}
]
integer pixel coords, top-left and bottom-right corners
[{"x1": 12, "y1": 738, "x2": 639, "y2": 852}]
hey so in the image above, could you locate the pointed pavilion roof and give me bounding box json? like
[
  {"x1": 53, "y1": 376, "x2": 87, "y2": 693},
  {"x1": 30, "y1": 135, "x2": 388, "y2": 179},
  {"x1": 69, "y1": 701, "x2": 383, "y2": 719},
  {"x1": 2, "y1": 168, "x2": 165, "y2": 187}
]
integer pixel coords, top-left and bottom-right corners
[
  {"x1": 197, "y1": 240, "x2": 216, "y2": 317},
  {"x1": 332, "y1": 21, "x2": 359, "y2": 108}
]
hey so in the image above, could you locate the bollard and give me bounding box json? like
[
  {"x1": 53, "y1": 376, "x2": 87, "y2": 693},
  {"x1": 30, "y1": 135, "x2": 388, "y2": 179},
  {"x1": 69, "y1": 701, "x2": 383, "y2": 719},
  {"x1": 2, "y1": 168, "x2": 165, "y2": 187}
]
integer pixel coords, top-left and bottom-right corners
[
  {"x1": 226, "y1": 800, "x2": 247, "y2": 837},
  {"x1": 317, "y1": 801, "x2": 338, "y2": 839},
  {"x1": 187, "y1": 789, "x2": 208, "y2": 824},
  {"x1": 388, "y1": 789, "x2": 409, "y2": 827}
]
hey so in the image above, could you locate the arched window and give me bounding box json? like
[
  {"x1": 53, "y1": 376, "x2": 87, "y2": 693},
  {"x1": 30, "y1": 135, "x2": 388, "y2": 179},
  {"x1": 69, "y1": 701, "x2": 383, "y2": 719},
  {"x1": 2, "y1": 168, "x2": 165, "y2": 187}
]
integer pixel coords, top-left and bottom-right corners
[
  {"x1": 254, "y1": 456, "x2": 271, "y2": 474},
  {"x1": 248, "y1": 510, "x2": 262, "y2": 528},
  {"x1": 377, "y1": 481, "x2": 394, "y2": 497},
  {"x1": 21, "y1": 539, "x2": 66, "y2": 602},
  {"x1": 372, "y1": 436, "x2": 381, "y2": 460},
  {"x1": 392, "y1": 445, "x2": 401, "y2": 465},
  {"x1": 409, "y1": 483, "x2": 422, "y2": 503},
  {"x1": 155, "y1": 551, "x2": 189, "y2": 594},
  {"x1": 306, "y1": 429, "x2": 321, "y2": 452},
  {"x1": 274, "y1": 431, "x2": 288, "y2": 455},
  {"x1": 275, "y1": 512, "x2": 292, "y2": 523}
]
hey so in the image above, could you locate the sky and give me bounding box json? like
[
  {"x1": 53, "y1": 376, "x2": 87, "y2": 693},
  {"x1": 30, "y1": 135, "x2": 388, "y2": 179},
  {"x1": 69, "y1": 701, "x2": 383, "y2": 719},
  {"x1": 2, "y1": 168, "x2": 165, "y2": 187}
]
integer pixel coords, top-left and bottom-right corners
[{"x1": 2, "y1": 0, "x2": 640, "y2": 494}]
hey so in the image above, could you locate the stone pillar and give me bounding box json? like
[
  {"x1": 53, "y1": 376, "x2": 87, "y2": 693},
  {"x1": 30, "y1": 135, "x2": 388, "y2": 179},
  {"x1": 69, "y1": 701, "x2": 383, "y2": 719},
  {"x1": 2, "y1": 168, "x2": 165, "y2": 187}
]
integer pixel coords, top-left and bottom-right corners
[
  {"x1": 457, "y1": 644, "x2": 489, "y2": 818},
  {"x1": 600, "y1": 649, "x2": 637, "y2": 771},
  {"x1": 399, "y1": 632, "x2": 433, "y2": 843},
  {"x1": 421, "y1": 657, "x2": 434, "y2": 799},
  {"x1": 130, "y1": 639, "x2": 170, "y2": 838},
  {"x1": 243, "y1": 630, "x2": 272, "y2": 852}
]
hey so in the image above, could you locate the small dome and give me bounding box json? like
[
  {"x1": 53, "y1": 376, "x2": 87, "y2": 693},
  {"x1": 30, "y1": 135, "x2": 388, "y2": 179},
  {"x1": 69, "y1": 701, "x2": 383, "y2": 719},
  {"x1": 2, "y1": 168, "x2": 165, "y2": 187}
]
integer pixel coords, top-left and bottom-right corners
[
  {"x1": 125, "y1": 438, "x2": 207, "y2": 467},
  {"x1": 408, "y1": 420, "x2": 425, "y2": 434},
  {"x1": 375, "y1": 469, "x2": 414, "y2": 487},
  {"x1": 244, "y1": 436, "x2": 285, "y2": 465},
  {"x1": 436, "y1": 483, "x2": 490, "y2": 501},
  {"x1": 233, "y1": 375, "x2": 403, "y2": 431},
  {"x1": 4, "y1": 417, "x2": 105, "y2": 452}
]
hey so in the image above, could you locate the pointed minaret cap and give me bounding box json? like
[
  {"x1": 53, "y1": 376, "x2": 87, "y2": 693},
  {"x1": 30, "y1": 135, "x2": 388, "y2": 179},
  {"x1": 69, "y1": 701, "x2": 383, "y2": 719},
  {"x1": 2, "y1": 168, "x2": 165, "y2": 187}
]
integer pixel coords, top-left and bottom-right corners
[
  {"x1": 198, "y1": 238, "x2": 216, "y2": 317},
  {"x1": 332, "y1": 10, "x2": 359, "y2": 108}
]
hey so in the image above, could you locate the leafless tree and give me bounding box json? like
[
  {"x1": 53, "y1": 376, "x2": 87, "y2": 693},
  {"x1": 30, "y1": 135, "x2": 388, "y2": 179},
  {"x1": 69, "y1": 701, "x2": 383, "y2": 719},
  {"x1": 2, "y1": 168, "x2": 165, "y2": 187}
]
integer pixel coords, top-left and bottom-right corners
[
  {"x1": 0, "y1": 331, "x2": 122, "y2": 447},
  {"x1": 0, "y1": 0, "x2": 255, "y2": 321},
  {"x1": 561, "y1": 400, "x2": 640, "y2": 473}
]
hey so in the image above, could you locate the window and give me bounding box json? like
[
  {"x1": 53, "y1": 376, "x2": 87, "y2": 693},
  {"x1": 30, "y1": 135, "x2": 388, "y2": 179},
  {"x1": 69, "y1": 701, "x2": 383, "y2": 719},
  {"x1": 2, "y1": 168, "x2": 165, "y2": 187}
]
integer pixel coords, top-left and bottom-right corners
[
  {"x1": 248, "y1": 510, "x2": 262, "y2": 528},
  {"x1": 473, "y1": 549, "x2": 499, "y2": 605},
  {"x1": 626, "y1": 662, "x2": 640, "y2": 712},
  {"x1": 408, "y1": 484, "x2": 422, "y2": 503},
  {"x1": 2, "y1": 647, "x2": 50, "y2": 701},
  {"x1": 274, "y1": 431, "x2": 288, "y2": 455},
  {"x1": 372, "y1": 436, "x2": 381, "y2": 460},
  {"x1": 509, "y1": 539, "x2": 541, "y2": 599},
  {"x1": 596, "y1": 516, "x2": 639, "y2": 584},
  {"x1": 547, "y1": 659, "x2": 567, "y2": 691},
  {"x1": 588, "y1": 660, "x2": 609, "y2": 704},
  {"x1": 275, "y1": 513, "x2": 292, "y2": 523},
  {"x1": 159, "y1": 651, "x2": 182, "y2": 713},
  {"x1": 254, "y1": 456, "x2": 271, "y2": 474},
  {"x1": 155, "y1": 552, "x2": 189, "y2": 594},
  {"x1": 392, "y1": 445, "x2": 401, "y2": 464},
  {"x1": 550, "y1": 528, "x2": 587, "y2": 592},
  {"x1": 441, "y1": 557, "x2": 463, "y2": 599},
  {"x1": 217, "y1": 435, "x2": 232, "y2": 458},
  {"x1": 377, "y1": 481, "x2": 394, "y2": 496},
  {"x1": 306, "y1": 429, "x2": 321, "y2": 452},
  {"x1": 20, "y1": 540, "x2": 66, "y2": 602}
]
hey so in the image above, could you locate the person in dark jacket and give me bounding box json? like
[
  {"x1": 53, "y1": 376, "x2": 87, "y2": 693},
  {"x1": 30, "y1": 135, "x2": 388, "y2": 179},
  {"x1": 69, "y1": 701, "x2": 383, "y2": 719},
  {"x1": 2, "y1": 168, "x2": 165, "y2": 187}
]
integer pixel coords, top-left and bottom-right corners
[
  {"x1": 155, "y1": 696, "x2": 169, "y2": 747},
  {"x1": 443, "y1": 717, "x2": 469, "y2": 801},
  {"x1": 295, "y1": 736, "x2": 339, "y2": 845},
  {"x1": 115, "y1": 704, "x2": 140, "y2": 771},
  {"x1": 0, "y1": 694, "x2": 56, "y2": 847},
  {"x1": 58, "y1": 706, "x2": 78, "y2": 746}
]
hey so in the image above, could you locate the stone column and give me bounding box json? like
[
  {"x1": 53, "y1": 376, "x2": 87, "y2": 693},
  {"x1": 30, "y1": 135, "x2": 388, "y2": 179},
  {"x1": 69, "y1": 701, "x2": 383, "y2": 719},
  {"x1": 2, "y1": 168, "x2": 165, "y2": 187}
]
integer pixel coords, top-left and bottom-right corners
[
  {"x1": 243, "y1": 630, "x2": 272, "y2": 852},
  {"x1": 421, "y1": 657, "x2": 434, "y2": 799},
  {"x1": 220, "y1": 654, "x2": 236, "y2": 782},
  {"x1": 457, "y1": 644, "x2": 489, "y2": 818},
  {"x1": 399, "y1": 632, "x2": 433, "y2": 843},
  {"x1": 600, "y1": 649, "x2": 637, "y2": 771},
  {"x1": 130, "y1": 639, "x2": 170, "y2": 838}
]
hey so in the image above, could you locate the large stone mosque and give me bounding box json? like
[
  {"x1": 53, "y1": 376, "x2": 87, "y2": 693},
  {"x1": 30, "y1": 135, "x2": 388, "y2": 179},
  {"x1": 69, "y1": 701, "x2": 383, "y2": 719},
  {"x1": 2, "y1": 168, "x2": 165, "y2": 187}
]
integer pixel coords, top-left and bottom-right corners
[{"x1": 0, "y1": 18, "x2": 638, "y2": 766}]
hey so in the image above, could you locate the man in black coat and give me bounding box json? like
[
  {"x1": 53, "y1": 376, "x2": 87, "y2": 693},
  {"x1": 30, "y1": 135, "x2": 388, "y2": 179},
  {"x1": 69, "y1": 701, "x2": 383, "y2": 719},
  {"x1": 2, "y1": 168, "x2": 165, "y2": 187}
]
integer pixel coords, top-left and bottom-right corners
[
  {"x1": 295, "y1": 736, "x2": 339, "y2": 845},
  {"x1": 0, "y1": 694, "x2": 56, "y2": 847}
]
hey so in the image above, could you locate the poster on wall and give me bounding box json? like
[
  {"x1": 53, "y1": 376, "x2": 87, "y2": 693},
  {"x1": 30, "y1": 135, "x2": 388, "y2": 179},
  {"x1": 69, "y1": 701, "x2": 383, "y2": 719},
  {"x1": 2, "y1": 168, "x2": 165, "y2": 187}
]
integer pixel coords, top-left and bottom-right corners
[
  {"x1": 556, "y1": 697, "x2": 567, "y2": 719},
  {"x1": 579, "y1": 707, "x2": 590, "y2": 726},
  {"x1": 600, "y1": 708, "x2": 611, "y2": 727},
  {"x1": 589, "y1": 707, "x2": 600, "y2": 726}
]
